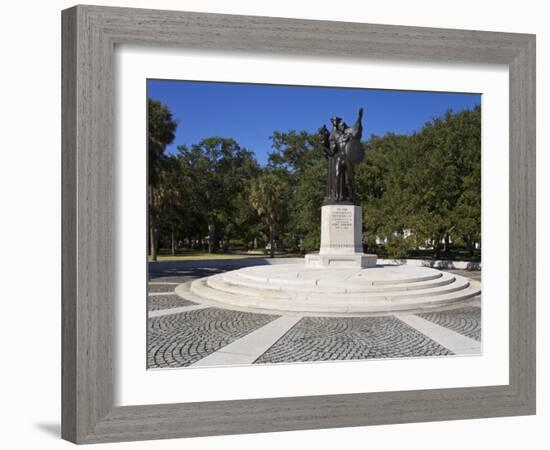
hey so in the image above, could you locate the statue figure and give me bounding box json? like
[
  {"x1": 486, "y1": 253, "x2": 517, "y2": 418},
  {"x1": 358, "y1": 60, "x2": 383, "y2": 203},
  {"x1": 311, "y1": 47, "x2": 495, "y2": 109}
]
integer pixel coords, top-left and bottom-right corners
[{"x1": 318, "y1": 108, "x2": 364, "y2": 205}]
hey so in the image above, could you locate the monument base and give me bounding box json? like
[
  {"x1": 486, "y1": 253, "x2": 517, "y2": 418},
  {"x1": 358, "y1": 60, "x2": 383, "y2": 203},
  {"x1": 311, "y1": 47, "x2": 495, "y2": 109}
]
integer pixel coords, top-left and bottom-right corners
[
  {"x1": 304, "y1": 252, "x2": 377, "y2": 268},
  {"x1": 305, "y1": 203, "x2": 377, "y2": 268}
]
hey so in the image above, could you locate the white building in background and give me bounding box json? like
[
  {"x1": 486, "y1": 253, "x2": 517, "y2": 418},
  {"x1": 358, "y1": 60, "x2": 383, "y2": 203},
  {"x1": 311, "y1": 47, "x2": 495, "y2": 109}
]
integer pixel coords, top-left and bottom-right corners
[
  {"x1": 375, "y1": 229, "x2": 413, "y2": 246},
  {"x1": 375, "y1": 229, "x2": 480, "y2": 250}
]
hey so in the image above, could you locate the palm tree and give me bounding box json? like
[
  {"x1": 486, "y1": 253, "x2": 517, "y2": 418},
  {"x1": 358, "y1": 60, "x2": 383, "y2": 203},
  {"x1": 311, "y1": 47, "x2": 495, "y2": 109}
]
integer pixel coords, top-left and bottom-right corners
[{"x1": 249, "y1": 172, "x2": 288, "y2": 258}]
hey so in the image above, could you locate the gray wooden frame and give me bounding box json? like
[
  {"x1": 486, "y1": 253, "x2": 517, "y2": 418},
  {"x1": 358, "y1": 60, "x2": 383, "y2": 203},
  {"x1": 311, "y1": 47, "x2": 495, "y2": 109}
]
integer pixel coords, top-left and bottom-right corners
[{"x1": 62, "y1": 4, "x2": 536, "y2": 444}]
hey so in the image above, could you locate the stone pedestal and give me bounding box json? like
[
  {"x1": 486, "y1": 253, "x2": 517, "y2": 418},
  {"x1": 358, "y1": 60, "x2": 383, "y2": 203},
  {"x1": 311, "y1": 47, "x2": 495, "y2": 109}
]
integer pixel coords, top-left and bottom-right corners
[{"x1": 305, "y1": 204, "x2": 377, "y2": 268}]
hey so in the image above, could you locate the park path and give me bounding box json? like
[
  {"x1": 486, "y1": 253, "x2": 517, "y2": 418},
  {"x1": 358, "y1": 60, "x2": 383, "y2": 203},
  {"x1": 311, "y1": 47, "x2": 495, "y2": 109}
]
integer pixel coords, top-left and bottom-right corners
[
  {"x1": 191, "y1": 315, "x2": 302, "y2": 367},
  {"x1": 393, "y1": 313, "x2": 481, "y2": 355}
]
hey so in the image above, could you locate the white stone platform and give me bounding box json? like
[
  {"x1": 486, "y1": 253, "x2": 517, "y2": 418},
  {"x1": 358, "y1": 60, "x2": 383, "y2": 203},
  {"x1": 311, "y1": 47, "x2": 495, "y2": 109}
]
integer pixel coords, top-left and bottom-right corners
[
  {"x1": 304, "y1": 252, "x2": 377, "y2": 268},
  {"x1": 182, "y1": 263, "x2": 481, "y2": 317}
]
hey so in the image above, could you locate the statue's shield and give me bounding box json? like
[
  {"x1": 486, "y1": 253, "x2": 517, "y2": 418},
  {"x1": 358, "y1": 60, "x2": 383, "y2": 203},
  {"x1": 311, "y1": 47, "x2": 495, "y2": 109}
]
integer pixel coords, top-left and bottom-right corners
[{"x1": 345, "y1": 137, "x2": 365, "y2": 164}]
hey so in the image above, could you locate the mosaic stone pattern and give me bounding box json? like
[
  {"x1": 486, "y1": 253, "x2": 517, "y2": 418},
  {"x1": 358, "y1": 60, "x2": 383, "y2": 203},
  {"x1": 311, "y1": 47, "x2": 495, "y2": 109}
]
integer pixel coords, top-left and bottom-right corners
[
  {"x1": 148, "y1": 308, "x2": 277, "y2": 368},
  {"x1": 255, "y1": 316, "x2": 452, "y2": 364},
  {"x1": 418, "y1": 305, "x2": 481, "y2": 341},
  {"x1": 147, "y1": 294, "x2": 197, "y2": 311}
]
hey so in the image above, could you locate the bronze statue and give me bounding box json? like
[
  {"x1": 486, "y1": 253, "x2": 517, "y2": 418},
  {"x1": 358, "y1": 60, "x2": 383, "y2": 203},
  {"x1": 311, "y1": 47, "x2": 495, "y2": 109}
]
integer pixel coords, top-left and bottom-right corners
[{"x1": 318, "y1": 108, "x2": 364, "y2": 205}]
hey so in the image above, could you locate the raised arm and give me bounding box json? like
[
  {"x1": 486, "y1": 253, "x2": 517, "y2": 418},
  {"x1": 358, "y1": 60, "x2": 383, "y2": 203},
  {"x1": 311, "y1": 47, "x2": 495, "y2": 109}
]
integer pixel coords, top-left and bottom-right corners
[{"x1": 352, "y1": 107, "x2": 364, "y2": 139}]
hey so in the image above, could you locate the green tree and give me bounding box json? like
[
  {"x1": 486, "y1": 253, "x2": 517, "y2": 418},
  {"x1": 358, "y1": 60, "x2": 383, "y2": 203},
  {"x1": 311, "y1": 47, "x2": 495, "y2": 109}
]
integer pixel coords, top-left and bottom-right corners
[
  {"x1": 153, "y1": 156, "x2": 188, "y2": 256},
  {"x1": 268, "y1": 130, "x2": 320, "y2": 173},
  {"x1": 177, "y1": 137, "x2": 260, "y2": 253},
  {"x1": 355, "y1": 133, "x2": 413, "y2": 255},
  {"x1": 267, "y1": 131, "x2": 325, "y2": 252},
  {"x1": 147, "y1": 99, "x2": 177, "y2": 261},
  {"x1": 449, "y1": 106, "x2": 481, "y2": 254},
  {"x1": 250, "y1": 171, "x2": 290, "y2": 258},
  {"x1": 354, "y1": 107, "x2": 480, "y2": 259},
  {"x1": 412, "y1": 108, "x2": 480, "y2": 257}
]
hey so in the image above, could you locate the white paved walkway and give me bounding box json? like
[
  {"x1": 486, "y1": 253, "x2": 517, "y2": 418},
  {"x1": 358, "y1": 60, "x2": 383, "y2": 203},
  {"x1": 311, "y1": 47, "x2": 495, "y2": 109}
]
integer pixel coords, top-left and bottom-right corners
[
  {"x1": 394, "y1": 313, "x2": 481, "y2": 355},
  {"x1": 191, "y1": 315, "x2": 302, "y2": 367},
  {"x1": 148, "y1": 304, "x2": 209, "y2": 318}
]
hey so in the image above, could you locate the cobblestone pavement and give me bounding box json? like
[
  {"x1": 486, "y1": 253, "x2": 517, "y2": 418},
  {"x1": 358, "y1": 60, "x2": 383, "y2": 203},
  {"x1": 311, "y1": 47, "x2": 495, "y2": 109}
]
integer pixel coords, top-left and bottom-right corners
[
  {"x1": 148, "y1": 294, "x2": 197, "y2": 311},
  {"x1": 254, "y1": 316, "x2": 452, "y2": 364},
  {"x1": 148, "y1": 307, "x2": 277, "y2": 368},
  {"x1": 418, "y1": 303, "x2": 481, "y2": 341},
  {"x1": 147, "y1": 265, "x2": 481, "y2": 368}
]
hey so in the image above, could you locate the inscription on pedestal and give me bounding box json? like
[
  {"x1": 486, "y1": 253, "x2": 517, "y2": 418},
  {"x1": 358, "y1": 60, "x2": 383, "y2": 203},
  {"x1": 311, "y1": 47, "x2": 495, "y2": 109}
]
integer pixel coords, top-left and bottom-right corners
[
  {"x1": 330, "y1": 208, "x2": 353, "y2": 230},
  {"x1": 320, "y1": 204, "x2": 362, "y2": 254}
]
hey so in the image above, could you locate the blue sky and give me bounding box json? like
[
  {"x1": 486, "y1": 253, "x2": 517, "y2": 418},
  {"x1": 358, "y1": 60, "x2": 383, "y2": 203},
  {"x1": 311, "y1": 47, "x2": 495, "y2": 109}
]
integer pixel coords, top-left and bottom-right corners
[{"x1": 148, "y1": 79, "x2": 480, "y2": 166}]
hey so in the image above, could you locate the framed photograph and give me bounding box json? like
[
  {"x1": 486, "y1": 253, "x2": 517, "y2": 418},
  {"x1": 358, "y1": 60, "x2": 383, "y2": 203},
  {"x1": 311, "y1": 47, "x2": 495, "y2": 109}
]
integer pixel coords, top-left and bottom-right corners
[{"x1": 62, "y1": 5, "x2": 535, "y2": 444}]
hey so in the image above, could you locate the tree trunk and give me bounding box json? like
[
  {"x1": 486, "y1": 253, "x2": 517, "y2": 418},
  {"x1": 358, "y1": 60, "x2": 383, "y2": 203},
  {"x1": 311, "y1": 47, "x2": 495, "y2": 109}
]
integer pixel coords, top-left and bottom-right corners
[
  {"x1": 208, "y1": 223, "x2": 217, "y2": 253},
  {"x1": 149, "y1": 222, "x2": 158, "y2": 261},
  {"x1": 171, "y1": 229, "x2": 176, "y2": 256},
  {"x1": 444, "y1": 233, "x2": 450, "y2": 253},
  {"x1": 149, "y1": 186, "x2": 157, "y2": 261},
  {"x1": 269, "y1": 223, "x2": 275, "y2": 259}
]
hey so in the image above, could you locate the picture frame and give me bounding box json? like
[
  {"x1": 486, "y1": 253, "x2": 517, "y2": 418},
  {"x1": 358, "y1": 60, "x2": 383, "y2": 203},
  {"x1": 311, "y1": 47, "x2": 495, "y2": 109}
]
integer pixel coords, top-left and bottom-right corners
[{"x1": 61, "y1": 4, "x2": 536, "y2": 444}]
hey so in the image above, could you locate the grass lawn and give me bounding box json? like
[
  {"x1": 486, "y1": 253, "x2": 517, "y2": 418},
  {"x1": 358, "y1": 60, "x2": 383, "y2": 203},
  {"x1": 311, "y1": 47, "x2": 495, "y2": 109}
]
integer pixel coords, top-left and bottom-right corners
[
  {"x1": 147, "y1": 250, "x2": 302, "y2": 262},
  {"x1": 148, "y1": 248, "x2": 481, "y2": 263}
]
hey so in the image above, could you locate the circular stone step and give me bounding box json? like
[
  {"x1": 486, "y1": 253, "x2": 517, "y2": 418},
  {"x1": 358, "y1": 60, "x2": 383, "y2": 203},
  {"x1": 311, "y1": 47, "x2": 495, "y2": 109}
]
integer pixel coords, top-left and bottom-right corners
[
  {"x1": 208, "y1": 273, "x2": 468, "y2": 301},
  {"x1": 181, "y1": 263, "x2": 481, "y2": 316},
  {"x1": 220, "y1": 269, "x2": 456, "y2": 293},
  {"x1": 231, "y1": 264, "x2": 445, "y2": 285}
]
